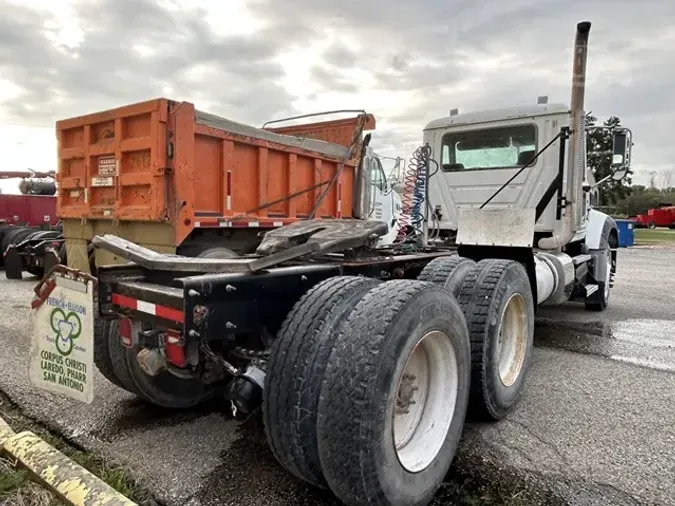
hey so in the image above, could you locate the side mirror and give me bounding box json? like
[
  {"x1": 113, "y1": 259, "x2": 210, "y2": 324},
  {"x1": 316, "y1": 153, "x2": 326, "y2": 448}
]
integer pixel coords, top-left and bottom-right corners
[{"x1": 612, "y1": 129, "x2": 631, "y2": 168}]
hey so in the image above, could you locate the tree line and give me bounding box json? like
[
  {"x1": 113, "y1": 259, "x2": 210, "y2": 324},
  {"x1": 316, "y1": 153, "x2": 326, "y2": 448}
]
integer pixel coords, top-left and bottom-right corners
[{"x1": 586, "y1": 114, "x2": 672, "y2": 217}]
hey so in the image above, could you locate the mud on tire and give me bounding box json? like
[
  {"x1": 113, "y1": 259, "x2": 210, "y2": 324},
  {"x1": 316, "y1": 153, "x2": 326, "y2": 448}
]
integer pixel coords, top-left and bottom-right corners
[
  {"x1": 457, "y1": 259, "x2": 535, "y2": 421},
  {"x1": 263, "y1": 275, "x2": 381, "y2": 488},
  {"x1": 317, "y1": 280, "x2": 471, "y2": 506}
]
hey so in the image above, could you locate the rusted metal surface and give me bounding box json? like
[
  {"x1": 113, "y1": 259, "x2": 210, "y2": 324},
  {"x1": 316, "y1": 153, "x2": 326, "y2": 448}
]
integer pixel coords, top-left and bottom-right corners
[{"x1": 56, "y1": 99, "x2": 375, "y2": 247}]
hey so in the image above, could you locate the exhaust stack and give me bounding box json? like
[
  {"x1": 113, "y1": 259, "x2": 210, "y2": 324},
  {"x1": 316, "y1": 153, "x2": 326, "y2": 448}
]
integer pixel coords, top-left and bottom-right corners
[{"x1": 539, "y1": 21, "x2": 591, "y2": 250}]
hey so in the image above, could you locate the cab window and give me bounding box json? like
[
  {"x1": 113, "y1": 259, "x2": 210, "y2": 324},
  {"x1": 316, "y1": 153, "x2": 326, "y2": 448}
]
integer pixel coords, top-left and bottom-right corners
[
  {"x1": 441, "y1": 124, "x2": 537, "y2": 171},
  {"x1": 370, "y1": 157, "x2": 386, "y2": 191}
]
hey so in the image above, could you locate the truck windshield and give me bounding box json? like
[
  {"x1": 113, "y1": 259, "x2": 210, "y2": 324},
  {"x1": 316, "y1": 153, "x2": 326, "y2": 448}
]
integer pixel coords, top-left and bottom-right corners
[{"x1": 440, "y1": 124, "x2": 536, "y2": 171}]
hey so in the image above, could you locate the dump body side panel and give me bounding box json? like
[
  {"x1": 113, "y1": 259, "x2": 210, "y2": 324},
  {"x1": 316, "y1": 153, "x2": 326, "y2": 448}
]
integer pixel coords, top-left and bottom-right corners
[{"x1": 57, "y1": 98, "x2": 362, "y2": 247}]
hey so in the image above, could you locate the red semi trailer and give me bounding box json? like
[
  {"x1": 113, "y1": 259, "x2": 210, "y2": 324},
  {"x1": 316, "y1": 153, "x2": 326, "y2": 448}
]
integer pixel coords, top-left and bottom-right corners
[
  {"x1": 0, "y1": 170, "x2": 57, "y2": 226},
  {"x1": 632, "y1": 206, "x2": 675, "y2": 229},
  {"x1": 0, "y1": 171, "x2": 61, "y2": 276}
]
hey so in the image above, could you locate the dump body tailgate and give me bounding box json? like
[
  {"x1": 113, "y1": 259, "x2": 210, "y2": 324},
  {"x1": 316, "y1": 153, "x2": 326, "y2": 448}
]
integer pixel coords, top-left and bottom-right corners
[{"x1": 56, "y1": 99, "x2": 169, "y2": 222}]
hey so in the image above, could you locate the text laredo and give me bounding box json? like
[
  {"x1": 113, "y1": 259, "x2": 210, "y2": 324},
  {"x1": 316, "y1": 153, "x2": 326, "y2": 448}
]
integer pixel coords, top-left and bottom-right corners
[{"x1": 40, "y1": 350, "x2": 88, "y2": 392}]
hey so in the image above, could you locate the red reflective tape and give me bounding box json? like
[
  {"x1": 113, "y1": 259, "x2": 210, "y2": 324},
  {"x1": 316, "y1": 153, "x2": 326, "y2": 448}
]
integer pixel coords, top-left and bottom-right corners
[
  {"x1": 155, "y1": 304, "x2": 184, "y2": 324},
  {"x1": 112, "y1": 294, "x2": 184, "y2": 324},
  {"x1": 111, "y1": 293, "x2": 138, "y2": 311}
]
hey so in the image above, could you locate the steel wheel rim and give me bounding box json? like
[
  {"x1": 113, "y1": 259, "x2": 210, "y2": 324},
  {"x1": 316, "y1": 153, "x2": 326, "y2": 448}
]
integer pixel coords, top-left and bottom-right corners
[
  {"x1": 392, "y1": 330, "x2": 458, "y2": 473},
  {"x1": 497, "y1": 293, "x2": 527, "y2": 387}
]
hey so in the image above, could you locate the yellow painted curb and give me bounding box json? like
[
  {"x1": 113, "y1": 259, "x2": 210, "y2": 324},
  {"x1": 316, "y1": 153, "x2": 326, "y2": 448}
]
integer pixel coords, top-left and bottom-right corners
[
  {"x1": 0, "y1": 415, "x2": 137, "y2": 506},
  {"x1": 0, "y1": 415, "x2": 15, "y2": 445}
]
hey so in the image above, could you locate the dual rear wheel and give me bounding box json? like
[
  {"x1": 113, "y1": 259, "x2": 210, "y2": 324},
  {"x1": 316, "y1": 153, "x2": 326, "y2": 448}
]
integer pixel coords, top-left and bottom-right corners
[
  {"x1": 264, "y1": 255, "x2": 534, "y2": 505},
  {"x1": 264, "y1": 277, "x2": 471, "y2": 505}
]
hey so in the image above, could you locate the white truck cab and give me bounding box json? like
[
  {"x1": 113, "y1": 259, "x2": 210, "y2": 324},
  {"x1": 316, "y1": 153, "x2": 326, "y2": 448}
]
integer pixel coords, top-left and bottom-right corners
[
  {"x1": 423, "y1": 103, "x2": 580, "y2": 236},
  {"x1": 358, "y1": 147, "x2": 403, "y2": 246}
]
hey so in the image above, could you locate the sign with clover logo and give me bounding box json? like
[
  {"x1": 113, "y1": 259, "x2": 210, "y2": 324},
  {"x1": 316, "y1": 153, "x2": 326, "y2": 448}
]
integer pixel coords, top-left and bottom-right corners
[{"x1": 29, "y1": 275, "x2": 95, "y2": 404}]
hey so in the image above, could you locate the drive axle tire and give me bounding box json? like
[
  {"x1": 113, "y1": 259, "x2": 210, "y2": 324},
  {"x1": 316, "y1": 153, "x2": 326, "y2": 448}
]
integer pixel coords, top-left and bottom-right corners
[
  {"x1": 264, "y1": 275, "x2": 381, "y2": 489},
  {"x1": 196, "y1": 247, "x2": 237, "y2": 259},
  {"x1": 317, "y1": 280, "x2": 470, "y2": 506},
  {"x1": 104, "y1": 320, "x2": 213, "y2": 408},
  {"x1": 457, "y1": 259, "x2": 534, "y2": 421},
  {"x1": 585, "y1": 244, "x2": 612, "y2": 312},
  {"x1": 93, "y1": 319, "x2": 129, "y2": 391},
  {"x1": 417, "y1": 255, "x2": 476, "y2": 297},
  {"x1": 124, "y1": 344, "x2": 215, "y2": 409},
  {"x1": 104, "y1": 320, "x2": 142, "y2": 394}
]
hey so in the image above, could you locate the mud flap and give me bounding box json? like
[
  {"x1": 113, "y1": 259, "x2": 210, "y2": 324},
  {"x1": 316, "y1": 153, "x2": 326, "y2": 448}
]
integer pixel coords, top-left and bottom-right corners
[
  {"x1": 4, "y1": 245, "x2": 24, "y2": 280},
  {"x1": 43, "y1": 247, "x2": 62, "y2": 276},
  {"x1": 29, "y1": 270, "x2": 96, "y2": 404}
]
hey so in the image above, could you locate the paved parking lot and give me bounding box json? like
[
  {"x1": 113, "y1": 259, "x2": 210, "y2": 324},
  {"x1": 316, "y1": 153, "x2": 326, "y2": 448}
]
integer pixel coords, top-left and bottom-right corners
[{"x1": 0, "y1": 245, "x2": 673, "y2": 505}]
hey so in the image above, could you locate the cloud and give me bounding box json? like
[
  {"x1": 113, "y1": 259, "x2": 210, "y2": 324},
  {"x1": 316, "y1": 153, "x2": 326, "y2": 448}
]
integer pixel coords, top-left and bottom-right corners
[
  {"x1": 0, "y1": 0, "x2": 294, "y2": 126},
  {"x1": 0, "y1": 0, "x2": 674, "y2": 177}
]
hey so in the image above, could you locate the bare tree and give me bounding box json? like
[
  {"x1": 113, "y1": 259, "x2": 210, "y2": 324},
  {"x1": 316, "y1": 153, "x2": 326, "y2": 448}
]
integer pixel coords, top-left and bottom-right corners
[
  {"x1": 650, "y1": 171, "x2": 658, "y2": 189},
  {"x1": 658, "y1": 169, "x2": 674, "y2": 190}
]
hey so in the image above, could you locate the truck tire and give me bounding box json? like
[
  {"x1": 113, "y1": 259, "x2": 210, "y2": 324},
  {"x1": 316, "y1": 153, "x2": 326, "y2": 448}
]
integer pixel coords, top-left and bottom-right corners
[
  {"x1": 104, "y1": 320, "x2": 142, "y2": 395},
  {"x1": 125, "y1": 356, "x2": 215, "y2": 409},
  {"x1": 196, "y1": 247, "x2": 237, "y2": 259},
  {"x1": 113, "y1": 324, "x2": 215, "y2": 408},
  {"x1": 417, "y1": 255, "x2": 476, "y2": 297},
  {"x1": 317, "y1": 280, "x2": 470, "y2": 506},
  {"x1": 264, "y1": 275, "x2": 381, "y2": 489},
  {"x1": 3, "y1": 227, "x2": 33, "y2": 253},
  {"x1": 457, "y1": 259, "x2": 534, "y2": 421},
  {"x1": 93, "y1": 319, "x2": 129, "y2": 391},
  {"x1": 648, "y1": 220, "x2": 656, "y2": 229},
  {"x1": 585, "y1": 243, "x2": 612, "y2": 312}
]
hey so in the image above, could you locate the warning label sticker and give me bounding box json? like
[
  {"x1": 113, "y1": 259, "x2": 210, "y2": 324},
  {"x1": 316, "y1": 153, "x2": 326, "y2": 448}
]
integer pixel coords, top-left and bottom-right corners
[
  {"x1": 29, "y1": 276, "x2": 95, "y2": 404},
  {"x1": 91, "y1": 176, "x2": 114, "y2": 187},
  {"x1": 98, "y1": 156, "x2": 116, "y2": 176}
]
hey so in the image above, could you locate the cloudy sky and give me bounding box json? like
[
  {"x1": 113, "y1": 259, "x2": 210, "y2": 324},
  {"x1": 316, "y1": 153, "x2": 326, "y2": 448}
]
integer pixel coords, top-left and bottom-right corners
[{"x1": 1, "y1": 0, "x2": 674, "y2": 193}]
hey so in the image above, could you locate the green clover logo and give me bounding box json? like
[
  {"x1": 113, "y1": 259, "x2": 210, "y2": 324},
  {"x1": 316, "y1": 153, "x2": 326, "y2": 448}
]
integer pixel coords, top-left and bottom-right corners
[{"x1": 50, "y1": 307, "x2": 82, "y2": 356}]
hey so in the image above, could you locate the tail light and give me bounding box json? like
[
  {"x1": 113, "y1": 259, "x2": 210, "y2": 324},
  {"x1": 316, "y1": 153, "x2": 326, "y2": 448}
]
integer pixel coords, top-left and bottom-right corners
[
  {"x1": 118, "y1": 317, "x2": 140, "y2": 348},
  {"x1": 164, "y1": 329, "x2": 186, "y2": 368}
]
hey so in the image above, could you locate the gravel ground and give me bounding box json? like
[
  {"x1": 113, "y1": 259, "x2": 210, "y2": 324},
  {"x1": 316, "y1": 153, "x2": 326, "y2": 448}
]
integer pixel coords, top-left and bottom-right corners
[{"x1": 0, "y1": 246, "x2": 673, "y2": 505}]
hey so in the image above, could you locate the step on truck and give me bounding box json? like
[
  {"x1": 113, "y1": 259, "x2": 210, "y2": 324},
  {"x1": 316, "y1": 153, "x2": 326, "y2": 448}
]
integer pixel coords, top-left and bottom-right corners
[{"x1": 31, "y1": 21, "x2": 632, "y2": 506}]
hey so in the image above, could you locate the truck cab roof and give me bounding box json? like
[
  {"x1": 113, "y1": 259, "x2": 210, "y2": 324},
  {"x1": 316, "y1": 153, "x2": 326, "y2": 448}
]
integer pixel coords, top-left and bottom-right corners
[{"x1": 424, "y1": 103, "x2": 570, "y2": 131}]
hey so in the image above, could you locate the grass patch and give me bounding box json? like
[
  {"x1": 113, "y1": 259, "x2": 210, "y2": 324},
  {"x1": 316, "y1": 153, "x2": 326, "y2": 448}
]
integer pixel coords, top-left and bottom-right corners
[
  {"x1": 0, "y1": 457, "x2": 61, "y2": 506},
  {"x1": 437, "y1": 478, "x2": 528, "y2": 505},
  {"x1": 634, "y1": 228, "x2": 675, "y2": 244},
  {"x1": 0, "y1": 394, "x2": 157, "y2": 506}
]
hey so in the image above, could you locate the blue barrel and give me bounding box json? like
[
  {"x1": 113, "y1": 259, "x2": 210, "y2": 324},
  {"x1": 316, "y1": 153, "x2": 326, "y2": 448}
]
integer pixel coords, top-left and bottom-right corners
[{"x1": 615, "y1": 219, "x2": 634, "y2": 247}]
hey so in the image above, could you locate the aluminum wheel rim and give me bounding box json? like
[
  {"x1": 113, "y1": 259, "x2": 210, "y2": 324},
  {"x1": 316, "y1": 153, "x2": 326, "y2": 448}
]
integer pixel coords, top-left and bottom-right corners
[
  {"x1": 497, "y1": 293, "x2": 527, "y2": 387},
  {"x1": 392, "y1": 330, "x2": 458, "y2": 473}
]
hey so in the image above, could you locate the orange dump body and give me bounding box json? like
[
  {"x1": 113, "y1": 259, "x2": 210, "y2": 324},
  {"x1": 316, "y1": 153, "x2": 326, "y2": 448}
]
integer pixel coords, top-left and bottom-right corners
[{"x1": 56, "y1": 99, "x2": 375, "y2": 246}]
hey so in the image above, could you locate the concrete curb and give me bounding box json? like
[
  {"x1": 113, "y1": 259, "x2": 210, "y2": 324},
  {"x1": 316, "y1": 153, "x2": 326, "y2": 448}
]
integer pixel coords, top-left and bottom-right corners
[{"x1": 0, "y1": 415, "x2": 137, "y2": 506}]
